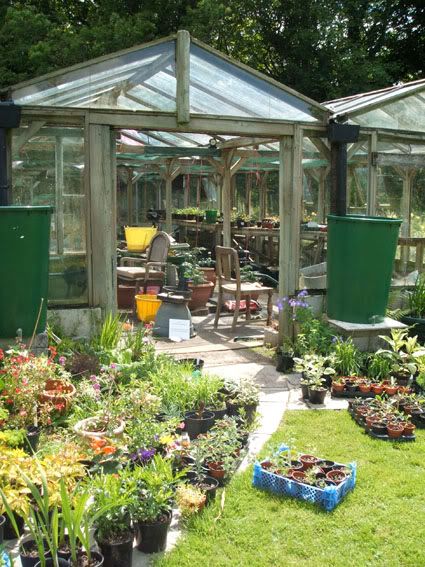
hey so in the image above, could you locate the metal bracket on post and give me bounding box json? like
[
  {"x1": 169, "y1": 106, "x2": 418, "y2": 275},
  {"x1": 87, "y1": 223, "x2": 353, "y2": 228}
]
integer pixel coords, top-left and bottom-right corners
[
  {"x1": 327, "y1": 121, "x2": 360, "y2": 217},
  {"x1": 0, "y1": 101, "x2": 21, "y2": 206}
]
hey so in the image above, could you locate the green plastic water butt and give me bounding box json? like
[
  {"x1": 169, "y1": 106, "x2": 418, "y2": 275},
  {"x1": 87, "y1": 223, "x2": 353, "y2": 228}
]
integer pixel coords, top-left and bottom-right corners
[
  {"x1": 327, "y1": 214, "x2": 401, "y2": 324},
  {"x1": 0, "y1": 206, "x2": 52, "y2": 337}
]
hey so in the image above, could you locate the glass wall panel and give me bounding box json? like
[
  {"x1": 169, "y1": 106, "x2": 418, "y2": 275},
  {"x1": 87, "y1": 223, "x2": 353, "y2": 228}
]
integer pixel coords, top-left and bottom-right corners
[{"x1": 12, "y1": 125, "x2": 87, "y2": 305}]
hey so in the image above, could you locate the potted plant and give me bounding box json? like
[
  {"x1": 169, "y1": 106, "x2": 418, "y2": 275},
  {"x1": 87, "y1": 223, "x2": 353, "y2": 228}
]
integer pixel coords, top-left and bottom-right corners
[
  {"x1": 132, "y1": 455, "x2": 182, "y2": 554},
  {"x1": 90, "y1": 471, "x2": 136, "y2": 567},
  {"x1": 224, "y1": 378, "x2": 259, "y2": 425},
  {"x1": 197, "y1": 417, "x2": 242, "y2": 483},
  {"x1": 186, "y1": 445, "x2": 219, "y2": 503},
  {"x1": 333, "y1": 337, "x2": 361, "y2": 378},
  {"x1": 276, "y1": 338, "x2": 295, "y2": 373},
  {"x1": 182, "y1": 260, "x2": 213, "y2": 310},
  {"x1": 308, "y1": 379, "x2": 327, "y2": 404},
  {"x1": 401, "y1": 273, "x2": 425, "y2": 341},
  {"x1": 331, "y1": 376, "x2": 346, "y2": 393},
  {"x1": 184, "y1": 402, "x2": 215, "y2": 440},
  {"x1": 176, "y1": 485, "x2": 206, "y2": 517}
]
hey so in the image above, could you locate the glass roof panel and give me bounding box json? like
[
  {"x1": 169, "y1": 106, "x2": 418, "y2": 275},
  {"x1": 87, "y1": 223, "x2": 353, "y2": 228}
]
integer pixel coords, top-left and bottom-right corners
[
  {"x1": 351, "y1": 93, "x2": 425, "y2": 132},
  {"x1": 189, "y1": 44, "x2": 323, "y2": 122},
  {"x1": 12, "y1": 41, "x2": 176, "y2": 111}
]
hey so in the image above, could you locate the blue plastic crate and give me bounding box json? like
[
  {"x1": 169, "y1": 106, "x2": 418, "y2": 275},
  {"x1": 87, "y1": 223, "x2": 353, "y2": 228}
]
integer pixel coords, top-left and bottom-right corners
[{"x1": 252, "y1": 445, "x2": 356, "y2": 511}]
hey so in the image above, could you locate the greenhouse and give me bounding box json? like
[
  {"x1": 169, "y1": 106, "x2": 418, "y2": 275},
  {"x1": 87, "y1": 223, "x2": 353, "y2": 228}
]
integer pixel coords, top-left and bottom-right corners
[{"x1": 3, "y1": 31, "x2": 425, "y2": 335}]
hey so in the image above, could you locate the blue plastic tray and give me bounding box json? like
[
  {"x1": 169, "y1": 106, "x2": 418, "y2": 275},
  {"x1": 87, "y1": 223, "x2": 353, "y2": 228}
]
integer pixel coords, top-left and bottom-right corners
[{"x1": 252, "y1": 445, "x2": 356, "y2": 511}]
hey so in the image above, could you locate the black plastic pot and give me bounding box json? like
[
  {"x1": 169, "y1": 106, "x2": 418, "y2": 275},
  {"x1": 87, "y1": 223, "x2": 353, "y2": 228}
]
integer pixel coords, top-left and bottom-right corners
[
  {"x1": 3, "y1": 513, "x2": 25, "y2": 539},
  {"x1": 184, "y1": 411, "x2": 215, "y2": 439},
  {"x1": 276, "y1": 353, "x2": 294, "y2": 373},
  {"x1": 209, "y1": 407, "x2": 227, "y2": 422},
  {"x1": 0, "y1": 515, "x2": 4, "y2": 545},
  {"x1": 98, "y1": 533, "x2": 133, "y2": 567},
  {"x1": 20, "y1": 540, "x2": 50, "y2": 567},
  {"x1": 35, "y1": 558, "x2": 69, "y2": 567},
  {"x1": 316, "y1": 460, "x2": 335, "y2": 474},
  {"x1": 346, "y1": 383, "x2": 358, "y2": 394},
  {"x1": 308, "y1": 388, "x2": 327, "y2": 405},
  {"x1": 24, "y1": 426, "x2": 41, "y2": 454},
  {"x1": 189, "y1": 475, "x2": 219, "y2": 504},
  {"x1": 300, "y1": 383, "x2": 310, "y2": 399},
  {"x1": 135, "y1": 511, "x2": 172, "y2": 553},
  {"x1": 371, "y1": 422, "x2": 387, "y2": 436},
  {"x1": 226, "y1": 402, "x2": 257, "y2": 425},
  {"x1": 401, "y1": 315, "x2": 425, "y2": 343}
]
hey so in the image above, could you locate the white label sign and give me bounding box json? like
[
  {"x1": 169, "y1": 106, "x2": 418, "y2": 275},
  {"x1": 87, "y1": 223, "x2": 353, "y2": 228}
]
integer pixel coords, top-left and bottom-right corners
[{"x1": 169, "y1": 318, "x2": 190, "y2": 341}]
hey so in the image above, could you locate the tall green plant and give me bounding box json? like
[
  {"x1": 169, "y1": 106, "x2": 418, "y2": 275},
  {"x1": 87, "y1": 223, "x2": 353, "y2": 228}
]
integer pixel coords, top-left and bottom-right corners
[
  {"x1": 92, "y1": 313, "x2": 123, "y2": 351},
  {"x1": 408, "y1": 274, "x2": 425, "y2": 317}
]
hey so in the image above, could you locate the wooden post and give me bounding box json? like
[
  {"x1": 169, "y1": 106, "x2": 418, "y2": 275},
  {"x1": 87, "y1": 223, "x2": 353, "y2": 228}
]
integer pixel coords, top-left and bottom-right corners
[
  {"x1": 164, "y1": 159, "x2": 181, "y2": 234},
  {"x1": 278, "y1": 127, "x2": 303, "y2": 342},
  {"x1": 222, "y1": 150, "x2": 233, "y2": 247},
  {"x1": 127, "y1": 167, "x2": 133, "y2": 224},
  {"x1": 367, "y1": 132, "x2": 378, "y2": 216},
  {"x1": 55, "y1": 137, "x2": 64, "y2": 255},
  {"x1": 317, "y1": 168, "x2": 328, "y2": 223},
  {"x1": 89, "y1": 124, "x2": 116, "y2": 314},
  {"x1": 399, "y1": 167, "x2": 415, "y2": 271},
  {"x1": 176, "y1": 30, "x2": 190, "y2": 125}
]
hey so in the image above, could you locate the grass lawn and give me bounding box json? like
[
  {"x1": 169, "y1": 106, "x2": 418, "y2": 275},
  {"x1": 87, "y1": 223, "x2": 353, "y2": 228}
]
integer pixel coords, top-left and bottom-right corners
[{"x1": 156, "y1": 410, "x2": 425, "y2": 567}]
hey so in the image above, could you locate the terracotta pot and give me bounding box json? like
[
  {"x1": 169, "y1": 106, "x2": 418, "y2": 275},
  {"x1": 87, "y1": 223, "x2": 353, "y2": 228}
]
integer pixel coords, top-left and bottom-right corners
[
  {"x1": 300, "y1": 454, "x2": 318, "y2": 470},
  {"x1": 359, "y1": 383, "x2": 371, "y2": 393},
  {"x1": 39, "y1": 379, "x2": 76, "y2": 412},
  {"x1": 403, "y1": 422, "x2": 416, "y2": 436},
  {"x1": 188, "y1": 281, "x2": 214, "y2": 310},
  {"x1": 332, "y1": 381, "x2": 345, "y2": 393},
  {"x1": 387, "y1": 423, "x2": 404, "y2": 438},
  {"x1": 207, "y1": 461, "x2": 225, "y2": 480},
  {"x1": 291, "y1": 470, "x2": 306, "y2": 483},
  {"x1": 371, "y1": 384, "x2": 384, "y2": 395},
  {"x1": 384, "y1": 385, "x2": 398, "y2": 396},
  {"x1": 365, "y1": 414, "x2": 378, "y2": 429},
  {"x1": 200, "y1": 268, "x2": 216, "y2": 298},
  {"x1": 326, "y1": 470, "x2": 347, "y2": 485}
]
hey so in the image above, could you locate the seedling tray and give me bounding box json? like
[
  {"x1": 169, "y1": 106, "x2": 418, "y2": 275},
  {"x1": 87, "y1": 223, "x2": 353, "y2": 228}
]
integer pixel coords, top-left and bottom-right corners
[
  {"x1": 348, "y1": 408, "x2": 416, "y2": 442},
  {"x1": 252, "y1": 445, "x2": 356, "y2": 512}
]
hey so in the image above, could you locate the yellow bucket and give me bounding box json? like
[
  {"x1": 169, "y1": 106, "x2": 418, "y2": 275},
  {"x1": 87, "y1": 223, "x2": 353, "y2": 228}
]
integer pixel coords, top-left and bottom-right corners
[
  {"x1": 136, "y1": 294, "x2": 162, "y2": 322},
  {"x1": 125, "y1": 227, "x2": 157, "y2": 252}
]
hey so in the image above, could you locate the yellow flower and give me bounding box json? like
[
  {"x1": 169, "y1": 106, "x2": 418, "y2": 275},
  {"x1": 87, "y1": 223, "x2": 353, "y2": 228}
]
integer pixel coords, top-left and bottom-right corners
[{"x1": 159, "y1": 435, "x2": 173, "y2": 445}]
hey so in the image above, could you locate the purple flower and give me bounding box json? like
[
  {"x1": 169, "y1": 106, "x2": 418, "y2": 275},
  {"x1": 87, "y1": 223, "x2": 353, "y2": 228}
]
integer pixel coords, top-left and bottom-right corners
[
  {"x1": 89, "y1": 374, "x2": 97, "y2": 382},
  {"x1": 58, "y1": 356, "x2": 66, "y2": 366},
  {"x1": 92, "y1": 383, "x2": 101, "y2": 391},
  {"x1": 298, "y1": 289, "x2": 308, "y2": 298}
]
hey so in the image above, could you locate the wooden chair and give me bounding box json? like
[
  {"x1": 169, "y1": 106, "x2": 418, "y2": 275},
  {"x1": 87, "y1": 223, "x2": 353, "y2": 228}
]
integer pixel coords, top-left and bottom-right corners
[
  {"x1": 214, "y1": 245, "x2": 273, "y2": 330},
  {"x1": 117, "y1": 231, "x2": 170, "y2": 305}
]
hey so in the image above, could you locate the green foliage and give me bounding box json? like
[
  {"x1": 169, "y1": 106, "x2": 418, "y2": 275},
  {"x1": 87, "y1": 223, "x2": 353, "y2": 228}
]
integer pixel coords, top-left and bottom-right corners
[
  {"x1": 0, "y1": 429, "x2": 26, "y2": 448},
  {"x1": 408, "y1": 274, "x2": 425, "y2": 317},
  {"x1": 294, "y1": 316, "x2": 336, "y2": 356},
  {"x1": 1, "y1": 1, "x2": 424, "y2": 103},
  {"x1": 333, "y1": 338, "x2": 361, "y2": 376},
  {"x1": 92, "y1": 312, "x2": 123, "y2": 352},
  {"x1": 239, "y1": 265, "x2": 259, "y2": 283},
  {"x1": 157, "y1": 411, "x2": 425, "y2": 567}
]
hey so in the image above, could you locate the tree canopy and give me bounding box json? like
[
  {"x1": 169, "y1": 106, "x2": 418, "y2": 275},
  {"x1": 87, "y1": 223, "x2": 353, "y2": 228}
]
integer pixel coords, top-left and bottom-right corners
[{"x1": 1, "y1": 0, "x2": 423, "y2": 101}]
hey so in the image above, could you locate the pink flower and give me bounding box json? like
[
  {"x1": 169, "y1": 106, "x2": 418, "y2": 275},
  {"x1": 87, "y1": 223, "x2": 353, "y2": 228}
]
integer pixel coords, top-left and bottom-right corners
[
  {"x1": 59, "y1": 356, "x2": 66, "y2": 366},
  {"x1": 92, "y1": 383, "x2": 101, "y2": 391}
]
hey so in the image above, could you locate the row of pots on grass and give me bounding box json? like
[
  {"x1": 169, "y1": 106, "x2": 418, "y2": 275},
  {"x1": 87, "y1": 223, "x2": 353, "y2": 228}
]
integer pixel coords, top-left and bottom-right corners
[
  {"x1": 332, "y1": 377, "x2": 410, "y2": 397},
  {"x1": 349, "y1": 398, "x2": 418, "y2": 439}
]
